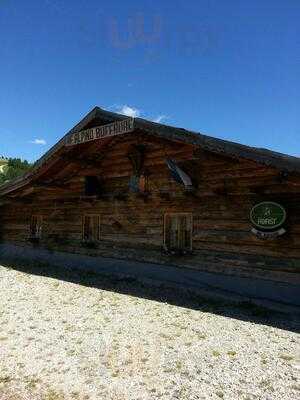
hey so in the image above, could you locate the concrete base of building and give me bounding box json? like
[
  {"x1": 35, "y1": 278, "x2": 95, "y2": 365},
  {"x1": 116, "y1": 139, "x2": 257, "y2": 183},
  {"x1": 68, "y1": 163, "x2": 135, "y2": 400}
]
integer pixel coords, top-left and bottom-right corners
[{"x1": 0, "y1": 242, "x2": 299, "y2": 314}]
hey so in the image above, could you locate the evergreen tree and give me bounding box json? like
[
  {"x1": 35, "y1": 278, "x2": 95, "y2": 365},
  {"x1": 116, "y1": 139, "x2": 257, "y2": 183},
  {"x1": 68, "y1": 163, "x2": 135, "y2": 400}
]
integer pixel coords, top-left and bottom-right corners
[{"x1": 0, "y1": 158, "x2": 32, "y2": 185}]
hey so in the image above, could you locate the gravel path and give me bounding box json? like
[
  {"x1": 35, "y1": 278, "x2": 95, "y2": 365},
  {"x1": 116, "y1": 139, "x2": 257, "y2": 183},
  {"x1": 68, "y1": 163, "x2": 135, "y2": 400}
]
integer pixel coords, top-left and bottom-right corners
[{"x1": 0, "y1": 262, "x2": 299, "y2": 400}]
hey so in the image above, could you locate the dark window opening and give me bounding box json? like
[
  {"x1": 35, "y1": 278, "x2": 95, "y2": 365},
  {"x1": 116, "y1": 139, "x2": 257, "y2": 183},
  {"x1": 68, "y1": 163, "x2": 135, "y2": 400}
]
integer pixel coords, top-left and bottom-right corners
[{"x1": 84, "y1": 176, "x2": 101, "y2": 196}]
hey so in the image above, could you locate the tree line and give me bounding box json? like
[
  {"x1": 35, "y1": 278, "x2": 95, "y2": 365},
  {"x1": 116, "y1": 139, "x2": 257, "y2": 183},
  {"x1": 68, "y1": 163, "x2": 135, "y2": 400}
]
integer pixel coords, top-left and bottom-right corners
[{"x1": 0, "y1": 158, "x2": 32, "y2": 185}]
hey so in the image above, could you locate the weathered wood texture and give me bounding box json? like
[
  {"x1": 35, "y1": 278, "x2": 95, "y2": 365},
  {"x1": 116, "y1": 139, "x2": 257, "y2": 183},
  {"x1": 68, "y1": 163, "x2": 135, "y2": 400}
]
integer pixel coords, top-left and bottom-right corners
[{"x1": 1, "y1": 133, "x2": 300, "y2": 284}]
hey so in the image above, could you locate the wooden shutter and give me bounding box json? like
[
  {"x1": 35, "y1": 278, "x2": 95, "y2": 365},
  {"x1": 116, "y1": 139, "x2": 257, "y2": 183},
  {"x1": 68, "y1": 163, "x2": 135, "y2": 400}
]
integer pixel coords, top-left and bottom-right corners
[
  {"x1": 170, "y1": 215, "x2": 179, "y2": 250},
  {"x1": 178, "y1": 215, "x2": 186, "y2": 250},
  {"x1": 92, "y1": 215, "x2": 100, "y2": 241},
  {"x1": 164, "y1": 213, "x2": 192, "y2": 251},
  {"x1": 30, "y1": 215, "x2": 43, "y2": 238},
  {"x1": 164, "y1": 214, "x2": 171, "y2": 249},
  {"x1": 83, "y1": 215, "x2": 100, "y2": 241},
  {"x1": 30, "y1": 216, "x2": 37, "y2": 236},
  {"x1": 83, "y1": 216, "x2": 91, "y2": 241},
  {"x1": 183, "y1": 214, "x2": 192, "y2": 250}
]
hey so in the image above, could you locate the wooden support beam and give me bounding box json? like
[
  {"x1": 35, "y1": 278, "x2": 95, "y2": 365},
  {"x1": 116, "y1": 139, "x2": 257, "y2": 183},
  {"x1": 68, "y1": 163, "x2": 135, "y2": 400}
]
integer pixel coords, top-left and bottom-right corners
[{"x1": 34, "y1": 183, "x2": 71, "y2": 190}]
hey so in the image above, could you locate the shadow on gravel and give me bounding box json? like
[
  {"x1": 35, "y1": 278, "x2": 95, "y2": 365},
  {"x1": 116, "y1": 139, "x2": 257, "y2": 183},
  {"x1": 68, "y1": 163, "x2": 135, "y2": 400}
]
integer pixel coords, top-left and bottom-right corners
[{"x1": 1, "y1": 258, "x2": 299, "y2": 334}]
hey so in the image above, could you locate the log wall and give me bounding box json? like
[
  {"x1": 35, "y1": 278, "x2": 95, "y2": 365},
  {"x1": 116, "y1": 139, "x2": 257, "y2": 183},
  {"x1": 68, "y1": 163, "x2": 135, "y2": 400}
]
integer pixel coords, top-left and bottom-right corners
[{"x1": 1, "y1": 133, "x2": 300, "y2": 284}]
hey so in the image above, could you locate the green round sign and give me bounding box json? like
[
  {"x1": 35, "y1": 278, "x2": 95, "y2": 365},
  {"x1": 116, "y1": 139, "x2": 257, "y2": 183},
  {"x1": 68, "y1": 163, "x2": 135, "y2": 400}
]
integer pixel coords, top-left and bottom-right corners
[{"x1": 250, "y1": 202, "x2": 286, "y2": 231}]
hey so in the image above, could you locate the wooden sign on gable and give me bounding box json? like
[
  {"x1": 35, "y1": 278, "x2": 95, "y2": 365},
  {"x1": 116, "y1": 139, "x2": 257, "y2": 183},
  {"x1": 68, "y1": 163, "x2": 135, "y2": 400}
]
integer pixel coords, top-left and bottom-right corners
[{"x1": 65, "y1": 118, "x2": 134, "y2": 146}]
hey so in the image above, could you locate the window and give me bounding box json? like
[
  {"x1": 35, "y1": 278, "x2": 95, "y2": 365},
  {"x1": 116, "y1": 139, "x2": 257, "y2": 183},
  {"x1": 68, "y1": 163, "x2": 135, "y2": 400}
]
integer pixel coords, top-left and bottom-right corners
[
  {"x1": 164, "y1": 213, "x2": 192, "y2": 252},
  {"x1": 82, "y1": 215, "x2": 100, "y2": 242},
  {"x1": 84, "y1": 176, "x2": 100, "y2": 196},
  {"x1": 30, "y1": 215, "x2": 43, "y2": 238}
]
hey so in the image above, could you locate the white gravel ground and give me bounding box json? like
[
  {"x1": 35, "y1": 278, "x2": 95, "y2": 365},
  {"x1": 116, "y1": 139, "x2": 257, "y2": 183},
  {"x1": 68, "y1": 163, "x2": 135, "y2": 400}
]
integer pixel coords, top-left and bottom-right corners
[{"x1": 0, "y1": 262, "x2": 299, "y2": 400}]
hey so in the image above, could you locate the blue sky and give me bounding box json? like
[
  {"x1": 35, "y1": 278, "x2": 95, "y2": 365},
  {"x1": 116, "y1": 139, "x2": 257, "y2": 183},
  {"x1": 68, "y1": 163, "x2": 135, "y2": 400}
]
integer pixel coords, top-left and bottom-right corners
[{"x1": 0, "y1": 0, "x2": 299, "y2": 162}]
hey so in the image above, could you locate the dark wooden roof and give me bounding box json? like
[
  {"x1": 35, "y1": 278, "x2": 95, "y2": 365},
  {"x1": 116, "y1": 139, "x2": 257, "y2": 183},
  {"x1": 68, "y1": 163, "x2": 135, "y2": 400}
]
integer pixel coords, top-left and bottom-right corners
[{"x1": 1, "y1": 106, "x2": 300, "y2": 196}]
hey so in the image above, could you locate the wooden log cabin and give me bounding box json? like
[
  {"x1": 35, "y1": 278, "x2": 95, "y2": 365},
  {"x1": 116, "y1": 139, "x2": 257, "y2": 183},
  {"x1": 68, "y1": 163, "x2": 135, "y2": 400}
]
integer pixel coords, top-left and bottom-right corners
[{"x1": 0, "y1": 107, "x2": 299, "y2": 307}]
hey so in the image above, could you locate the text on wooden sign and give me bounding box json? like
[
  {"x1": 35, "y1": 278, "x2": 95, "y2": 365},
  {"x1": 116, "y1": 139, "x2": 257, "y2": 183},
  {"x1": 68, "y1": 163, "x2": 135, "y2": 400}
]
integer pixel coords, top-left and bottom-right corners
[{"x1": 65, "y1": 118, "x2": 134, "y2": 146}]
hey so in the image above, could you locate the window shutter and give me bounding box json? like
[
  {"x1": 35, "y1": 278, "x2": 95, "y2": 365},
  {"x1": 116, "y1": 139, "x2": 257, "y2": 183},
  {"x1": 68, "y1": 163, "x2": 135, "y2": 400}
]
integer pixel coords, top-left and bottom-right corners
[
  {"x1": 184, "y1": 215, "x2": 192, "y2": 250},
  {"x1": 83, "y1": 215, "x2": 100, "y2": 241},
  {"x1": 30, "y1": 215, "x2": 43, "y2": 238},
  {"x1": 164, "y1": 213, "x2": 192, "y2": 251},
  {"x1": 164, "y1": 214, "x2": 171, "y2": 249},
  {"x1": 83, "y1": 216, "x2": 90, "y2": 240},
  {"x1": 92, "y1": 216, "x2": 100, "y2": 241},
  {"x1": 170, "y1": 215, "x2": 179, "y2": 249}
]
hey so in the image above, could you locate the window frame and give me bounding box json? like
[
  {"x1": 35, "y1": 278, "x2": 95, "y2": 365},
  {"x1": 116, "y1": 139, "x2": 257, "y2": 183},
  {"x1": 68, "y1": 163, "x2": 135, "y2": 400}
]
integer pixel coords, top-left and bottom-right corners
[
  {"x1": 163, "y1": 212, "x2": 193, "y2": 251},
  {"x1": 82, "y1": 214, "x2": 101, "y2": 242}
]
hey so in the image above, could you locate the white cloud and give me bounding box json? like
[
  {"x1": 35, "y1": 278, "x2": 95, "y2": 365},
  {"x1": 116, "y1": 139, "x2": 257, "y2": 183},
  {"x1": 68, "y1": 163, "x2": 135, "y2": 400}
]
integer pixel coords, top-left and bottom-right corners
[
  {"x1": 153, "y1": 115, "x2": 168, "y2": 123},
  {"x1": 30, "y1": 138, "x2": 47, "y2": 145},
  {"x1": 111, "y1": 105, "x2": 169, "y2": 124},
  {"x1": 117, "y1": 105, "x2": 140, "y2": 118}
]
